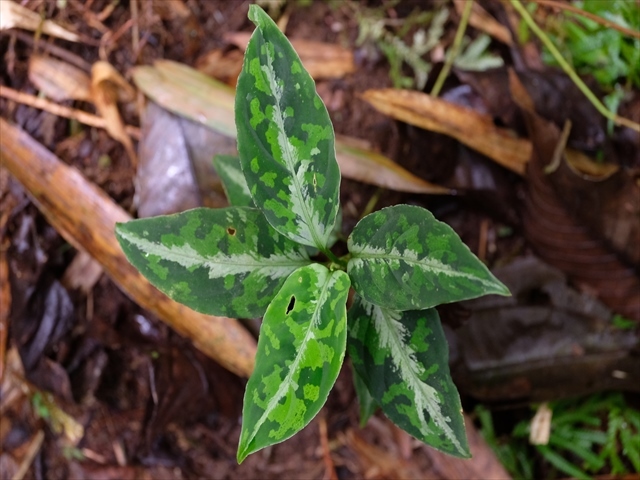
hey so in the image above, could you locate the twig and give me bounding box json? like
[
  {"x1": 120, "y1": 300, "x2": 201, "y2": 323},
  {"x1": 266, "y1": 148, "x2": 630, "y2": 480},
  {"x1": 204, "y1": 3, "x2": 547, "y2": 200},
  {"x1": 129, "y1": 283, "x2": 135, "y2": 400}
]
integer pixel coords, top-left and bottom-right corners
[
  {"x1": 11, "y1": 430, "x2": 45, "y2": 480},
  {"x1": 0, "y1": 238, "x2": 9, "y2": 383},
  {"x1": 511, "y1": 0, "x2": 640, "y2": 133},
  {"x1": 430, "y1": 0, "x2": 473, "y2": 97},
  {"x1": 7, "y1": 30, "x2": 92, "y2": 71},
  {"x1": 0, "y1": 85, "x2": 140, "y2": 139},
  {"x1": 130, "y1": 0, "x2": 140, "y2": 61},
  {"x1": 318, "y1": 416, "x2": 338, "y2": 480},
  {"x1": 0, "y1": 118, "x2": 257, "y2": 377},
  {"x1": 532, "y1": 0, "x2": 640, "y2": 40}
]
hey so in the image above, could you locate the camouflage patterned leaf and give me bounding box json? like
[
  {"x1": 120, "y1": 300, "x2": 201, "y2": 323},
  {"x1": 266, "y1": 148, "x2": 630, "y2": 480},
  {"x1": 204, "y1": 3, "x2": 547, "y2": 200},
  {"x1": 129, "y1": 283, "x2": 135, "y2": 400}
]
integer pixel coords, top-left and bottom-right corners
[
  {"x1": 347, "y1": 205, "x2": 509, "y2": 311},
  {"x1": 235, "y1": 5, "x2": 340, "y2": 249},
  {"x1": 348, "y1": 295, "x2": 470, "y2": 457},
  {"x1": 115, "y1": 207, "x2": 310, "y2": 319},
  {"x1": 212, "y1": 154, "x2": 255, "y2": 207},
  {"x1": 237, "y1": 263, "x2": 350, "y2": 462},
  {"x1": 351, "y1": 364, "x2": 378, "y2": 427}
]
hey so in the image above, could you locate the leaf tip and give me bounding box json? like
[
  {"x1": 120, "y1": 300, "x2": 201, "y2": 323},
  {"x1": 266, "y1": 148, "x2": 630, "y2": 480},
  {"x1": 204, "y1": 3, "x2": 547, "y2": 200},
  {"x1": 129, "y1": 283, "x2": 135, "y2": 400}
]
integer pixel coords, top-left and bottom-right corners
[
  {"x1": 492, "y1": 278, "x2": 511, "y2": 297},
  {"x1": 236, "y1": 446, "x2": 249, "y2": 464},
  {"x1": 247, "y1": 4, "x2": 269, "y2": 26}
]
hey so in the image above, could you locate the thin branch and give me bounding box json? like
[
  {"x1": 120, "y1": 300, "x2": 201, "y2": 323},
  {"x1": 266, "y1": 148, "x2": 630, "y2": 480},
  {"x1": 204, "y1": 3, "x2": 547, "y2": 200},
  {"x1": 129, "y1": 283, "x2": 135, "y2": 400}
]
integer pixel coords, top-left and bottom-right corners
[
  {"x1": 431, "y1": 0, "x2": 473, "y2": 97},
  {"x1": 533, "y1": 0, "x2": 640, "y2": 40},
  {"x1": 0, "y1": 85, "x2": 140, "y2": 139},
  {"x1": 512, "y1": 0, "x2": 640, "y2": 133}
]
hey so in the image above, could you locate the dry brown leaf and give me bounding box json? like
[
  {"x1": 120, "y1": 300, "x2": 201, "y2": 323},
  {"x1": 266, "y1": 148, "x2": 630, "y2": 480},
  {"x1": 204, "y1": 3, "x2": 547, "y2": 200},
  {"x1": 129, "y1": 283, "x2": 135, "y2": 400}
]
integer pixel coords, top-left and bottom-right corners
[
  {"x1": 90, "y1": 61, "x2": 137, "y2": 166},
  {"x1": 28, "y1": 55, "x2": 91, "y2": 102},
  {"x1": 454, "y1": 0, "x2": 512, "y2": 45},
  {"x1": 362, "y1": 89, "x2": 530, "y2": 175},
  {"x1": 61, "y1": 251, "x2": 103, "y2": 294},
  {"x1": 345, "y1": 429, "x2": 422, "y2": 480},
  {"x1": 421, "y1": 415, "x2": 512, "y2": 480},
  {"x1": 509, "y1": 70, "x2": 640, "y2": 320},
  {"x1": 152, "y1": 0, "x2": 192, "y2": 20},
  {"x1": 335, "y1": 137, "x2": 452, "y2": 194},
  {"x1": 225, "y1": 31, "x2": 355, "y2": 80},
  {"x1": 0, "y1": 1, "x2": 79, "y2": 42},
  {"x1": 133, "y1": 61, "x2": 237, "y2": 137},
  {"x1": 133, "y1": 61, "x2": 449, "y2": 194},
  {"x1": 195, "y1": 48, "x2": 245, "y2": 87}
]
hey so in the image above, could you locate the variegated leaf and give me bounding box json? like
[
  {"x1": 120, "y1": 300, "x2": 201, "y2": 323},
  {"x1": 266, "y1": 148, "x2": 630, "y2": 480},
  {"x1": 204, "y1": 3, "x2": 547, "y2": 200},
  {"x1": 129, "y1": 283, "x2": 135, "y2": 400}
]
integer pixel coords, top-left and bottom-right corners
[
  {"x1": 348, "y1": 296, "x2": 470, "y2": 457},
  {"x1": 212, "y1": 154, "x2": 255, "y2": 207},
  {"x1": 238, "y1": 263, "x2": 350, "y2": 462},
  {"x1": 347, "y1": 205, "x2": 509, "y2": 311},
  {"x1": 115, "y1": 207, "x2": 310, "y2": 319},
  {"x1": 235, "y1": 5, "x2": 340, "y2": 249}
]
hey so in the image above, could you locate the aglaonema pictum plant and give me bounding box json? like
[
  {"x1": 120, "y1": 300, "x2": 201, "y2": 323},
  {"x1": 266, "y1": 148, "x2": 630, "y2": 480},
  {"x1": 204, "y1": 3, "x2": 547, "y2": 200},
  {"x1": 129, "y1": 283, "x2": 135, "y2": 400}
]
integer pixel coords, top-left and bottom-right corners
[{"x1": 115, "y1": 4, "x2": 510, "y2": 462}]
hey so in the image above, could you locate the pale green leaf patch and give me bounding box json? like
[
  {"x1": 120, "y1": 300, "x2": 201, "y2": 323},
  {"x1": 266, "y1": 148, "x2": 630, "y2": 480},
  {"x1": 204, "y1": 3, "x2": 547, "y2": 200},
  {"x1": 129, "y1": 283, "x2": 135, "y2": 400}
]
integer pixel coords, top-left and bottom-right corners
[
  {"x1": 235, "y1": 5, "x2": 340, "y2": 250},
  {"x1": 237, "y1": 263, "x2": 350, "y2": 462},
  {"x1": 212, "y1": 154, "x2": 254, "y2": 207},
  {"x1": 348, "y1": 296, "x2": 470, "y2": 458},
  {"x1": 347, "y1": 205, "x2": 510, "y2": 311},
  {"x1": 115, "y1": 207, "x2": 310, "y2": 319}
]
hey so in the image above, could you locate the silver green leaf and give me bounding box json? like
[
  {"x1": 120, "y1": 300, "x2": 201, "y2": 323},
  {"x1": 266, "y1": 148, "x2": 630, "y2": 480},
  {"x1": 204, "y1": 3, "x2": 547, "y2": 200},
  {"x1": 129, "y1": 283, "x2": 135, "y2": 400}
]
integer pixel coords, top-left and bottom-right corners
[
  {"x1": 213, "y1": 154, "x2": 255, "y2": 207},
  {"x1": 348, "y1": 295, "x2": 470, "y2": 457},
  {"x1": 235, "y1": 5, "x2": 340, "y2": 249},
  {"x1": 237, "y1": 263, "x2": 350, "y2": 462},
  {"x1": 347, "y1": 205, "x2": 510, "y2": 311},
  {"x1": 115, "y1": 207, "x2": 310, "y2": 319}
]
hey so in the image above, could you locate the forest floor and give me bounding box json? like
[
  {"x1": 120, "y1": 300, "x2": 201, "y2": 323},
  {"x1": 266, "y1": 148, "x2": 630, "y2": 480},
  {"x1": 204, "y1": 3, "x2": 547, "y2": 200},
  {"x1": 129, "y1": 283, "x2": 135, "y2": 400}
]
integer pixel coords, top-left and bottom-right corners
[{"x1": 1, "y1": 1, "x2": 638, "y2": 479}]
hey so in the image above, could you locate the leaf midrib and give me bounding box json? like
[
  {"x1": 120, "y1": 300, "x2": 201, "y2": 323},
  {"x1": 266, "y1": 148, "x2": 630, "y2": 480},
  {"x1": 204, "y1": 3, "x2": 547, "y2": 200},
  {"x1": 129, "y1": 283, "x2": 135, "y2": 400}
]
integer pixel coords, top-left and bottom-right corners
[
  {"x1": 260, "y1": 36, "x2": 327, "y2": 250},
  {"x1": 376, "y1": 306, "x2": 464, "y2": 455},
  {"x1": 246, "y1": 269, "x2": 335, "y2": 449},
  {"x1": 353, "y1": 250, "x2": 496, "y2": 285},
  {"x1": 119, "y1": 229, "x2": 309, "y2": 271}
]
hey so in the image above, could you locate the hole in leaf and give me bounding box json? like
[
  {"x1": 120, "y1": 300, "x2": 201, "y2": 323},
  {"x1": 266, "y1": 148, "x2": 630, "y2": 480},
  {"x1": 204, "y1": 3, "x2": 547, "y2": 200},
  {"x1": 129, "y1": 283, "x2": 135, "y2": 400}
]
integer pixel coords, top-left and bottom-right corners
[
  {"x1": 286, "y1": 296, "x2": 296, "y2": 314},
  {"x1": 227, "y1": 227, "x2": 236, "y2": 236}
]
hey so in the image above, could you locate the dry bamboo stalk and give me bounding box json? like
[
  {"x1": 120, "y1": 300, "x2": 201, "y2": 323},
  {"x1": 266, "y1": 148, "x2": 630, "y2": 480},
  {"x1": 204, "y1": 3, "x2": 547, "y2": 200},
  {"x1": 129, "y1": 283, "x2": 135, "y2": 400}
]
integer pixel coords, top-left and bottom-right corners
[{"x1": 0, "y1": 118, "x2": 256, "y2": 378}]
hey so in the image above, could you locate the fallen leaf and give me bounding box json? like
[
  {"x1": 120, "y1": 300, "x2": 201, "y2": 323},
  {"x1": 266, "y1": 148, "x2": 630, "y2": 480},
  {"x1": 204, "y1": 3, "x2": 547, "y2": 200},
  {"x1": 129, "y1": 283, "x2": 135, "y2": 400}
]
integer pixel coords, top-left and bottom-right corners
[
  {"x1": 136, "y1": 101, "x2": 231, "y2": 217},
  {"x1": 454, "y1": 0, "x2": 512, "y2": 45},
  {"x1": 133, "y1": 60, "x2": 236, "y2": 137},
  {"x1": 152, "y1": 0, "x2": 202, "y2": 59},
  {"x1": 335, "y1": 137, "x2": 452, "y2": 194},
  {"x1": 28, "y1": 55, "x2": 90, "y2": 102},
  {"x1": 509, "y1": 70, "x2": 640, "y2": 320},
  {"x1": 454, "y1": 256, "x2": 640, "y2": 400},
  {"x1": 133, "y1": 60, "x2": 450, "y2": 194},
  {"x1": 225, "y1": 31, "x2": 355, "y2": 80},
  {"x1": 195, "y1": 48, "x2": 245, "y2": 87},
  {"x1": 0, "y1": 1, "x2": 79, "y2": 42},
  {"x1": 455, "y1": 67, "x2": 607, "y2": 152},
  {"x1": 362, "y1": 88, "x2": 530, "y2": 175},
  {"x1": 90, "y1": 61, "x2": 137, "y2": 167},
  {"x1": 345, "y1": 429, "x2": 423, "y2": 480}
]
